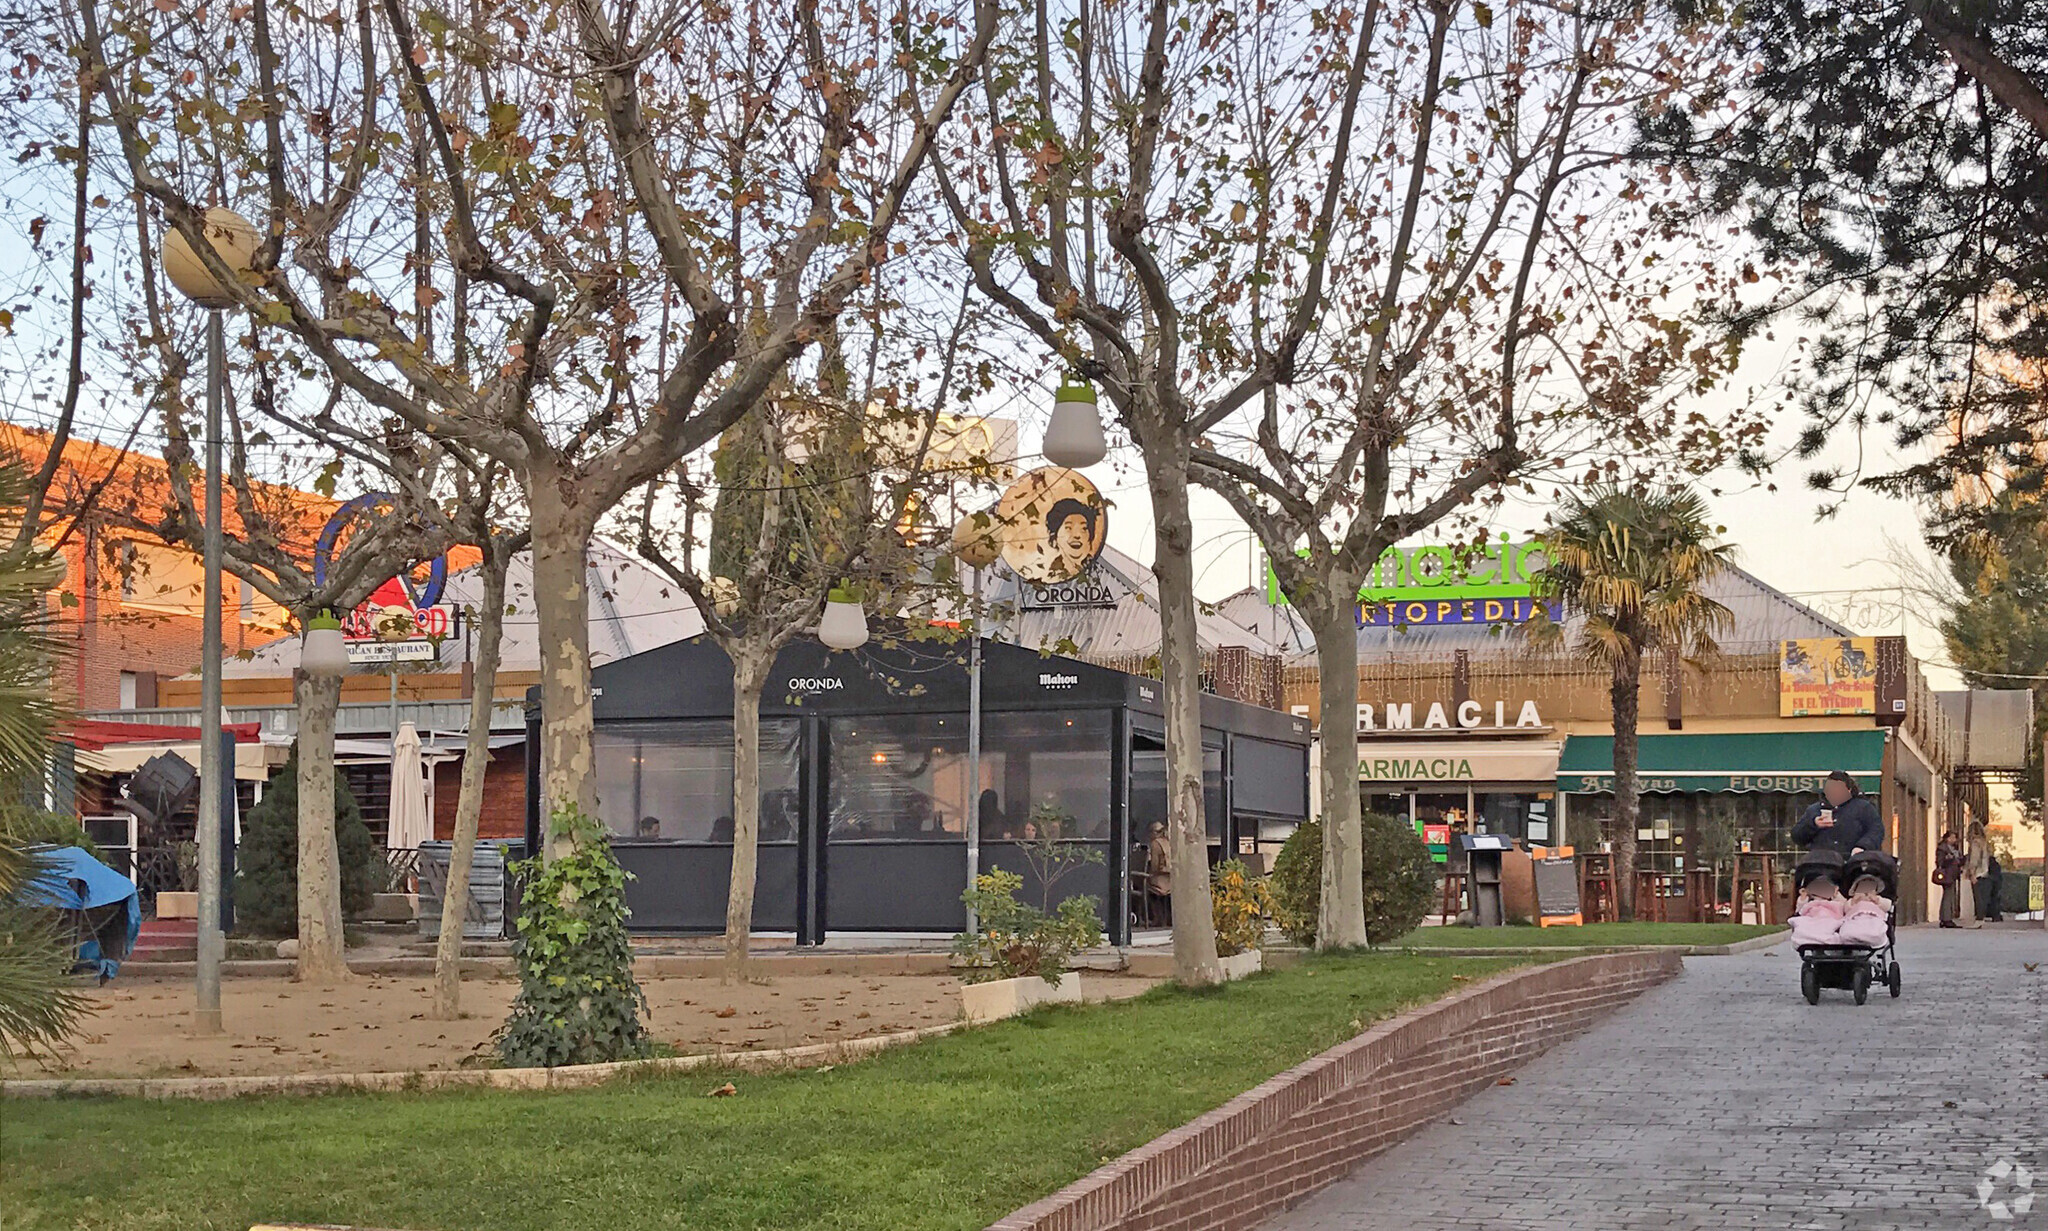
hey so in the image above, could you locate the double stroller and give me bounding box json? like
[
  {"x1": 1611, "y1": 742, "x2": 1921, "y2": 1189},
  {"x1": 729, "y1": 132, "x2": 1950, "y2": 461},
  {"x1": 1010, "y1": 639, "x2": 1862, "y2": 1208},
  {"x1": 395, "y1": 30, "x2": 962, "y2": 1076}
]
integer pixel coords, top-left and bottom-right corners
[{"x1": 1791, "y1": 848, "x2": 1901, "y2": 1006}]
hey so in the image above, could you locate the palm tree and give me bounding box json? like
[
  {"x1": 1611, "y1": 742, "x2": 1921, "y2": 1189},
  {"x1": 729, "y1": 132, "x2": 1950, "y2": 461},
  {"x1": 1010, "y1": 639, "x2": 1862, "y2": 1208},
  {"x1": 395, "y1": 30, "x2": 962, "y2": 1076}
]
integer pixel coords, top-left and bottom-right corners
[
  {"x1": 1530, "y1": 485, "x2": 1733, "y2": 919},
  {"x1": 0, "y1": 449, "x2": 85, "y2": 1057}
]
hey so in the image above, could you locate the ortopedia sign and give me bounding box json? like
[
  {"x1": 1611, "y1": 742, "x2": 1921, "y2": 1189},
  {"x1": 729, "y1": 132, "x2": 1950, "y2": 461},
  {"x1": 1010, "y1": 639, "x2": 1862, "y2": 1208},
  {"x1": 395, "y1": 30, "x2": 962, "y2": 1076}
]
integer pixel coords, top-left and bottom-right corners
[{"x1": 1267, "y1": 534, "x2": 1555, "y2": 626}]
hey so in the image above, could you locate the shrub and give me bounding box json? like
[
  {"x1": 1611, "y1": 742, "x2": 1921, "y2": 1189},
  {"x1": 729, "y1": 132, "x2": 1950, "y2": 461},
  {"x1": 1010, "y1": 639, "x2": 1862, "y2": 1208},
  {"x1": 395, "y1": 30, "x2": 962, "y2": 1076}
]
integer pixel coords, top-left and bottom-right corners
[
  {"x1": 0, "y1": 807, "x2": 102, "y2": 859},
  {"x1": 953, "y1": 869, "x2": 1102, "y2": 985},
  {"x1": 1267, "y1": 812, "x2": 1439, "y2": 946},
  {"x1": 496, "y1": 807, "x2": 651, "y2": 1067},
  {"x1": 1209, "y1": 859, "x2": 1271, "y2": 957},
  {"x1": 1268, "y1": 820, "x2": 1323, "y2": 946},
  {"x1": 232, "y1": 749, "x2": 380, "y2": 937},
  {"x1": 1360, "y1": 810, "x2": 1438, "y2": 942}
]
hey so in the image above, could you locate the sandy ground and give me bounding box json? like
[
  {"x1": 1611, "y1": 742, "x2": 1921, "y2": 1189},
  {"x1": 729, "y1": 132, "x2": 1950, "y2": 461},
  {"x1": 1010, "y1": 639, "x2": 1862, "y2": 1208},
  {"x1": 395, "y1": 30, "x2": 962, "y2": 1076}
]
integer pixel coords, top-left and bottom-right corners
[{"x1": 23, "y1": 971, "x2": 1159, "y2": 1078}]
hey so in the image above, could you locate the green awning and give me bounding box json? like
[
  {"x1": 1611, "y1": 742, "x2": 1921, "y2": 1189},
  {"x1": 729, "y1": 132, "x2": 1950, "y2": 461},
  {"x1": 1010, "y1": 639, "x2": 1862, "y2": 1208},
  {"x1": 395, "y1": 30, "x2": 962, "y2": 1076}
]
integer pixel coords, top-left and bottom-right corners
[{"x1": 1557, "y1": 730, "x2": 1885, "y2": 794}]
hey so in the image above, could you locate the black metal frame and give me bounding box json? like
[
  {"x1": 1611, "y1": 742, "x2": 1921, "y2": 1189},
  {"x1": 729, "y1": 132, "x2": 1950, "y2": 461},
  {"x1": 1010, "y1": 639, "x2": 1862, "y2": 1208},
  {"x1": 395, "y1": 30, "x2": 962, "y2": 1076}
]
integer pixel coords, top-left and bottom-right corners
[{"x1": 526, "y1": 632, "x2": 1313, "y2": 945}]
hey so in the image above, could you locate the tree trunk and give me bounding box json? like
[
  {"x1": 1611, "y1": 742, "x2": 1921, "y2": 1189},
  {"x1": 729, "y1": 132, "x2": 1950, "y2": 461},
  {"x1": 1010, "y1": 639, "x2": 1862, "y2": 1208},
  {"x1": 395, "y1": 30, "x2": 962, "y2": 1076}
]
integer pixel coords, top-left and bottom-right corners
[
  {"x1": 1310, "y1": 606, "x2": 1369, "y2": 948},
  {"x1": 526, "y1": 483, "x2": 599, "y2": 858},
  {"x1": 294, "y1": 669, "x2": 351, "y2": 985},
  {"x1": 723, "y1": 645, "x2": 771, "y2": 983},
  {"x1": 1610, "y1": 660, "x2": 1643, "y2": 921},
  {"x1": 431, "y1": 550, "x2": 507, "y2": 1020},
  {"x1": 1145, "y1": 450, "x2": 1221, "y2": 986}
]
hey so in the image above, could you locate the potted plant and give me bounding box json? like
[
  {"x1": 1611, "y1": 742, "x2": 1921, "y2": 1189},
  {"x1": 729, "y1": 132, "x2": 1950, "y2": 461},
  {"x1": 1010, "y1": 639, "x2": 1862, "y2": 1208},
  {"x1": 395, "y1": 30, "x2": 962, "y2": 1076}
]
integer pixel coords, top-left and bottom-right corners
[
  {"x1": 1210, "y1": 859, "x2": 1270, "y2": 980},
  {"x1": 953, "y1": 869, "x2": 1103, "y2": 1022}
]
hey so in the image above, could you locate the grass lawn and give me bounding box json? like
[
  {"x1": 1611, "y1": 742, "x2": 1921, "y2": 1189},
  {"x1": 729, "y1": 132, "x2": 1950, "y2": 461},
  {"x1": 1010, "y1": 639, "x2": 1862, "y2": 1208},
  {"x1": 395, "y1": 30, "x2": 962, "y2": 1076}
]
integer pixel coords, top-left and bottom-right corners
[
  {"x1": 3, "y1": 953, "x2": 1523, "y2": 1231},
  {"x1": 1389, "y1": 922, "x2": 1784, "y2": 948}
]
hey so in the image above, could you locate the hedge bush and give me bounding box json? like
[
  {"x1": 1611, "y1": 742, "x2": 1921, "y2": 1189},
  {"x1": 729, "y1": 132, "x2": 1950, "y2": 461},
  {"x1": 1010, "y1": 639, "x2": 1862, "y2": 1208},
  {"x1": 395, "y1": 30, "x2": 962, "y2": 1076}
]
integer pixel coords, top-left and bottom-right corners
[
  {"x1": 1268, "y1": 812, "x2": 1438, "y2": 945},
  {"x1": 232, "y1": 748, "x2": 380, "y2": 937}
]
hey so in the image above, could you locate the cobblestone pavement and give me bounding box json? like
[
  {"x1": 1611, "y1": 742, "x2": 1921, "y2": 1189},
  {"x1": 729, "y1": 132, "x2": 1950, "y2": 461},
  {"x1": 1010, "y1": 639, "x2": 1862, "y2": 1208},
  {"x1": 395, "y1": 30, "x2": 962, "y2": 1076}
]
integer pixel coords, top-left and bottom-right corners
[{"x1": 1266, "y1": 926, "x2": 2048, "y2": 1230}]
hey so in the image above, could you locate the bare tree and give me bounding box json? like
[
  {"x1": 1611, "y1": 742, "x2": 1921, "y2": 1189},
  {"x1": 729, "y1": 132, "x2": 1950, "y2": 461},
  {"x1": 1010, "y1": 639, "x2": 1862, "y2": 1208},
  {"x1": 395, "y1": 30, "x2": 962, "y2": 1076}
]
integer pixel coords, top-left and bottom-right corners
[
  {"x1": 635, "y1": 309, "x2": 983, "y2": 979},
  {"x1": 74, "y1": 0, "x2": 999, "y2": 879},
  {"x1": 431, "y1": 459, "x2": 522, "y2": 1019},
  {"x1": 938, "y1": 0, "x2": 1756, "y2": 958}
]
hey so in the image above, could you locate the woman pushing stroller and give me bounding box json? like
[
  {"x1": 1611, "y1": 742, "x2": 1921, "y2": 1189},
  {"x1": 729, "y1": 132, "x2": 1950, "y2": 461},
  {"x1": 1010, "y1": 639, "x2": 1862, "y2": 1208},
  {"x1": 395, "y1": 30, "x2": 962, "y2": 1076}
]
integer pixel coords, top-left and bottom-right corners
[
  {"x1": 1791, "y1": 771, "x2": 1885, "y2": 857},
  {"x1": 1788, "y1": 771, "x2": 1901, "y2": 1004}
]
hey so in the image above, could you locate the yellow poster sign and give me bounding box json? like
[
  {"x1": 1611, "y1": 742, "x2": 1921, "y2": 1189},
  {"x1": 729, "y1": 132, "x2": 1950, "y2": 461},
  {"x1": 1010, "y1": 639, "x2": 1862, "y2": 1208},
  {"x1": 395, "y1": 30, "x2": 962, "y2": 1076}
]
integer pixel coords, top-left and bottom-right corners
[{"x1": 1779, "y1": 637, "x2": 1880, "y2": 716}]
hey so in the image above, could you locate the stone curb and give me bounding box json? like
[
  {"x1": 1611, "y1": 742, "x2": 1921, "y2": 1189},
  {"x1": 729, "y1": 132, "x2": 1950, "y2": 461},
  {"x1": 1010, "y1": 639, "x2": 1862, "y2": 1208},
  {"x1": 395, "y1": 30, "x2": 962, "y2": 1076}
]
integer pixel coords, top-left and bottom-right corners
[
  {"x1": 1387, "y1": 927, "x2": 1787, "y2": 958},
  {"x1": 985, "y1": 950, "x2": 1681, "y2": 1231},
  {"x1": 111, "y1": 951, "x2": 968, "y2": 980},
  {"x1": 3, "y1": 1020, "x2": 972, "y2": 1101}
]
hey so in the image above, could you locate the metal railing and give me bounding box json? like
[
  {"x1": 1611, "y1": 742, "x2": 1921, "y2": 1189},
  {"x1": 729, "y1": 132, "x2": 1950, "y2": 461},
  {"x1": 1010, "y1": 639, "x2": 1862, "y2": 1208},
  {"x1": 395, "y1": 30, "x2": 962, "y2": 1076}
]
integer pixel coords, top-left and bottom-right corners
[{"x1": 79, "y1": 699, "x2": 529, "y2": 742}]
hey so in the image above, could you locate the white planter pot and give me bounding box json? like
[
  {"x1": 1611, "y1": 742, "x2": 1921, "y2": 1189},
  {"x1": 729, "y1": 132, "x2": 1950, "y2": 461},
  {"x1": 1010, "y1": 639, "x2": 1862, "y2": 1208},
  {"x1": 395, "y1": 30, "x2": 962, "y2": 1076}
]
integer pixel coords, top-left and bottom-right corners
[
  {"x1": 1217, "y1": 950, "x2": 1264, "y2": 981},
  {"x1": 960, "y1": 971, "x2": 1085, "y2": 1023}
]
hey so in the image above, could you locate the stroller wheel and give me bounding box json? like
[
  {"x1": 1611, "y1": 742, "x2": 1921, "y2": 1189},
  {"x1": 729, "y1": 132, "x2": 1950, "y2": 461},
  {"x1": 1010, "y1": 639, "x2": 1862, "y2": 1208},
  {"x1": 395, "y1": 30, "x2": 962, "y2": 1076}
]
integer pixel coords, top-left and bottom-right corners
[
  {"x1": 1801, "y1": 963, "x2": 1820, "y2": 1005},
  {"x1": 1853, "y1": 965, "x2": 1870, "y2": 1005},
  {"x1": 1888, "y1": 961, "x2": 1901, "y2": 998}
]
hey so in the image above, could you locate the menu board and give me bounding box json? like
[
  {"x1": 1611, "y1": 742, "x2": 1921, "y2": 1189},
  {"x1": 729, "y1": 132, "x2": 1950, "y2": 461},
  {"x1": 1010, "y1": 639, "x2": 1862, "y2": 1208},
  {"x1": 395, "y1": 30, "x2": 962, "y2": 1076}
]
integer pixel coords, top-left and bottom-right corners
[{"x1": 1531, "y1": 847, "x2": 1582, "y2": 927}]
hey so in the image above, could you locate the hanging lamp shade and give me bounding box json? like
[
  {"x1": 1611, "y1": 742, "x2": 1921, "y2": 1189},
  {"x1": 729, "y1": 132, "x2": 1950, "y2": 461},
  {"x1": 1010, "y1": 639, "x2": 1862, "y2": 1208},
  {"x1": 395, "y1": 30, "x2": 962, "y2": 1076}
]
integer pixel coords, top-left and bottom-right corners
[
  {"x1": 300, "y1": 610, "x2": 349, "y2": 677},
  {"x1": 950, "y1": 512, "x2": 1003, "y2": 570},
  {"x1": 818, "y1": 585, "x2": 870, "y2": 650},
  {"x1": 1042, "y1": 375, "x2": 1107, "y2": 469},
  {"x1": 162, "y1": 206, "x2": 260, "y2": 308}
]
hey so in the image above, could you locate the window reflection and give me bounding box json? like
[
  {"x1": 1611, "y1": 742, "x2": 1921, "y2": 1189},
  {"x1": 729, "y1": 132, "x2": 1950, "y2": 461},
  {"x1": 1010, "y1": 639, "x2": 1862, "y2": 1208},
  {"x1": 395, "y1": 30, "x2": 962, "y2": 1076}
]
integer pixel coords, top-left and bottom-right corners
[
  {"x1": 1130, "y1": 735, "x2": 1224, "y2": 844},
  {"x1": 592, "y1": 720, "x2": 799, "y2": 842},
  {"x1": 977, "y1": 712, "x2": 1112, "y2": 841},
  {"x1": 828, "y1": 714, "x2": 967, "y2": 841}
]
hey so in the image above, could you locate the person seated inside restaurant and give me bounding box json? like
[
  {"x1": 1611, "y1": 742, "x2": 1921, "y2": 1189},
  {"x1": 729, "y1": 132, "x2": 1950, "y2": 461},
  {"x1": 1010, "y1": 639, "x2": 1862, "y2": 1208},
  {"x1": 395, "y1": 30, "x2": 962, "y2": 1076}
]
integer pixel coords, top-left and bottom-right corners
[
  {"x1": 978, "y1": 789, "x2": 1006, "y2": 839},
  {"x1": 1146, "y1": 820, "x2": 1172, "y2": 922},
  {"x1": 635, "y1": 815, "x2": 662, "y2": 839},
  {"x1": 709, "y1": 815, "x2": 735, "y2": 842}
]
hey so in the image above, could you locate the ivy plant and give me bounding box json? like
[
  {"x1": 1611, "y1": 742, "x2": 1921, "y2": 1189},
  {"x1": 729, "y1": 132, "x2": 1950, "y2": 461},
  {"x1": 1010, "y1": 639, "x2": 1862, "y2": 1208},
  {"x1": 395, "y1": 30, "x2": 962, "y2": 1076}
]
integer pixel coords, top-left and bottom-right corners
[{"x1": 495, "y1": 807, "x2": 651, "y2": 1068}]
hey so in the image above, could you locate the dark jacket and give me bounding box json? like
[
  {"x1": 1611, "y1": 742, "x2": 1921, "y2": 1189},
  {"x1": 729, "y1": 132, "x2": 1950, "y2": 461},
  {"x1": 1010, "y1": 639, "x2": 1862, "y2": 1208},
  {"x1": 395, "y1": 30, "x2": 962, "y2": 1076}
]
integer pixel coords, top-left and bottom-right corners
[{"x1": 1792, "y1": 795, "x2": 1885, "y2": 856}]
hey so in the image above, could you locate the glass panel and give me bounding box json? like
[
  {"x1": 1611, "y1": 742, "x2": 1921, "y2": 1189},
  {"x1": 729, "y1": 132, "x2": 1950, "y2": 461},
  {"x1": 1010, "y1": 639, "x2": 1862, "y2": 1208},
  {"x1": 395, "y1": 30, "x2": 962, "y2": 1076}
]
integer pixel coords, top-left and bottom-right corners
[
  {"x1": 1233, "y1": 737, "x2": 1309, "y2": 818},
  {"x1": 1475, "y1": 792, "x2": 1549, "y2": 842},
  {"x1": 828, "y1": 714, "x2": 967, "y2": 841},
  {"x1": 1414, "y1": 792, "x2": 1469, "y2": 834},
  {"x1": 592, "y1": 720, "x2": 799, "y2": 842},
  {"x1": 1363, "y1": 792, "x2": 1410, "y2": 821},
  {"x1": 978, "y1": 711, "x2": 1113, "y2": 841},
  {"x1": 1126, "y1": 734, "x2": 1222, "y2": 845}
]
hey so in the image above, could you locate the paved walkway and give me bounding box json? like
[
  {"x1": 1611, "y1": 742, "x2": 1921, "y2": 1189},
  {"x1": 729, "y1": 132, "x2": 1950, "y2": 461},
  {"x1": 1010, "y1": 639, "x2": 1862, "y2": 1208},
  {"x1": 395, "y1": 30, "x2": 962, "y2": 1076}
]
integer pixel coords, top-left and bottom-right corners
[{"x1": 1267, "y1": 925, "x2": 2048, "y2": 1230}]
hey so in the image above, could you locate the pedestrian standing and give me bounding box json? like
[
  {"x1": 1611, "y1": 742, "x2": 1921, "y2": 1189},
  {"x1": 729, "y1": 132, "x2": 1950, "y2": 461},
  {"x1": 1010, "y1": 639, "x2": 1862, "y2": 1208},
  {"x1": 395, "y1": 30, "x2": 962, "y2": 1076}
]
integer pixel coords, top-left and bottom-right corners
[
  {"x1": 1960, "y1": 822, "x2": 1990, "y2": 929},
  {"x1": 1934, "y1": 829, "x2": 1964, "y2": 928}
]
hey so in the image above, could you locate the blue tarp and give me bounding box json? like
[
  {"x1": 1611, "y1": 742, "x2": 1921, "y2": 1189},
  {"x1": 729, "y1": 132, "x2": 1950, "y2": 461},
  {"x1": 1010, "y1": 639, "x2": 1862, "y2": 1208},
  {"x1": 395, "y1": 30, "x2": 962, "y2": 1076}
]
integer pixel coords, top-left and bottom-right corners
[{"x1": 21, "y1": 845, "x2": 141, "y2": 981}]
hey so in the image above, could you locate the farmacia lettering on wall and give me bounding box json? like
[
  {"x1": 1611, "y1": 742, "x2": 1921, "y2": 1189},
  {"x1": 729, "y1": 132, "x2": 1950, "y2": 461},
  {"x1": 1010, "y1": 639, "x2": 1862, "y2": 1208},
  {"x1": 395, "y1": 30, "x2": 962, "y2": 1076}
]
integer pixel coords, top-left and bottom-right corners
[{"x1": 1293, "y1": 699, "x2": 1547, "y2": 732}]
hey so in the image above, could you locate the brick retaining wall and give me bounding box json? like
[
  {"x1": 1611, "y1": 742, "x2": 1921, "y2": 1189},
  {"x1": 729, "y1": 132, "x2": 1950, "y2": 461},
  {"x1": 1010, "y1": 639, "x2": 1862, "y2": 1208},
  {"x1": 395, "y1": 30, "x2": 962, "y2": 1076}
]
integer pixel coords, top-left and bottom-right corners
[{"x1": 988, "y1": 950, "x2": 1681, "y2": 1231}]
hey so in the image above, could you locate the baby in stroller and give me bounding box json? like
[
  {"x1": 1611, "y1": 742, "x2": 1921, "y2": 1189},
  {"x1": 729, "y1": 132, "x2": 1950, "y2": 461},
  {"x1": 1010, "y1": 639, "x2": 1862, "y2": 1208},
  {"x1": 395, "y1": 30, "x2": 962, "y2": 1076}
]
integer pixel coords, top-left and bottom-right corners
[
  {"x1": 1789, "y1": 874, "x2": 1846, "y2": 945},
  {"x1": 1836, "y1": 874, "x2": 1891, "y2": 947}
]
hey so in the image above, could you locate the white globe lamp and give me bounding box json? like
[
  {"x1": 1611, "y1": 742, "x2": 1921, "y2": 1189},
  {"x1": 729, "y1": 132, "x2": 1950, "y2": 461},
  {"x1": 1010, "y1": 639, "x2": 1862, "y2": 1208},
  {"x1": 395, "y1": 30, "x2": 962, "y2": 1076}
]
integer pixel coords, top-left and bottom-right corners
[
  {"x1": 162, "y1": 207, "x2": 259, "y2": 309},
  {"x1": 950, "y1": 512, "x2": 1003, "y2": 571}
]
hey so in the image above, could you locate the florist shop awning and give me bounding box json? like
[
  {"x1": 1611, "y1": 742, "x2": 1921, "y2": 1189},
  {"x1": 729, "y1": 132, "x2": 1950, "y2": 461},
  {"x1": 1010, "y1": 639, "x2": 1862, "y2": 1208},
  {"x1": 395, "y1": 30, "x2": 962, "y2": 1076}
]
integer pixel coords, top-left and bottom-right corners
[{"x1": 1558, "y1": 730, "x2": 1886, "y2": 795}]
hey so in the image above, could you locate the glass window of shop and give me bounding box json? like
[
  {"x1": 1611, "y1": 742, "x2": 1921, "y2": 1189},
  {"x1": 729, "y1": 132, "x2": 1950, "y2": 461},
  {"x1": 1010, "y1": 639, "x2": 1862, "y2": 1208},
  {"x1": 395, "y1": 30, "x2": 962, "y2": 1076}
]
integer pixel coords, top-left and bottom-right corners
[
  {"x1": 976, "y1": 711, "x2": 1114, "y2": 841},
  {"x1": 593, "y1": 719, "x2": 802, "y2": 841},
  {"x1": 1572, "y1": 790, "x2": 1821, "y2": 870},
  {"x1": 1131, "y1": 737, "x2": 1227, "y2": 844},
  {"x1": 827, "y1": 714, "x2": 968, "y2": 840}
]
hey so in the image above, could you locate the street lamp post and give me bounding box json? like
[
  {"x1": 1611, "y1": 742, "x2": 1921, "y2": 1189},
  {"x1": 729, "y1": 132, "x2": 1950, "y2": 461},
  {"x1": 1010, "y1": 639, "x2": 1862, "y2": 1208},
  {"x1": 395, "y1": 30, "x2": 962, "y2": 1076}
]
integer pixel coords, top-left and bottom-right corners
[
  {"x1": 162, "y1": 207, "x2": 257, "y2": 1036},
  {"x1": 951, "y1": 514, "x2": 1002, "y2": 929}
]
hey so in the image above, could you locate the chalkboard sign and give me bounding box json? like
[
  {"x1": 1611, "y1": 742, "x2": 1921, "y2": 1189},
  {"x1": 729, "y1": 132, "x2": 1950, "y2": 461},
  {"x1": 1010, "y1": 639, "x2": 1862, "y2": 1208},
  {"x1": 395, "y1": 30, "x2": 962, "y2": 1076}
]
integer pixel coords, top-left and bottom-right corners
[{"x1": 1531, "y1": 847, "x2": 1581, "y2": 927}]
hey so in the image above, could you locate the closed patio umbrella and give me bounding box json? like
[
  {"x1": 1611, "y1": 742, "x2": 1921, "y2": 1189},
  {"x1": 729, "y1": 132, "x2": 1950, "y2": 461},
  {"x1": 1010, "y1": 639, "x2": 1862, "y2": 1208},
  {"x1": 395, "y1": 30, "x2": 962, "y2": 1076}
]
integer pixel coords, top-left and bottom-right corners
[{"x1": 386, "y1": 722, "x2": 433, "y2": 850}]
